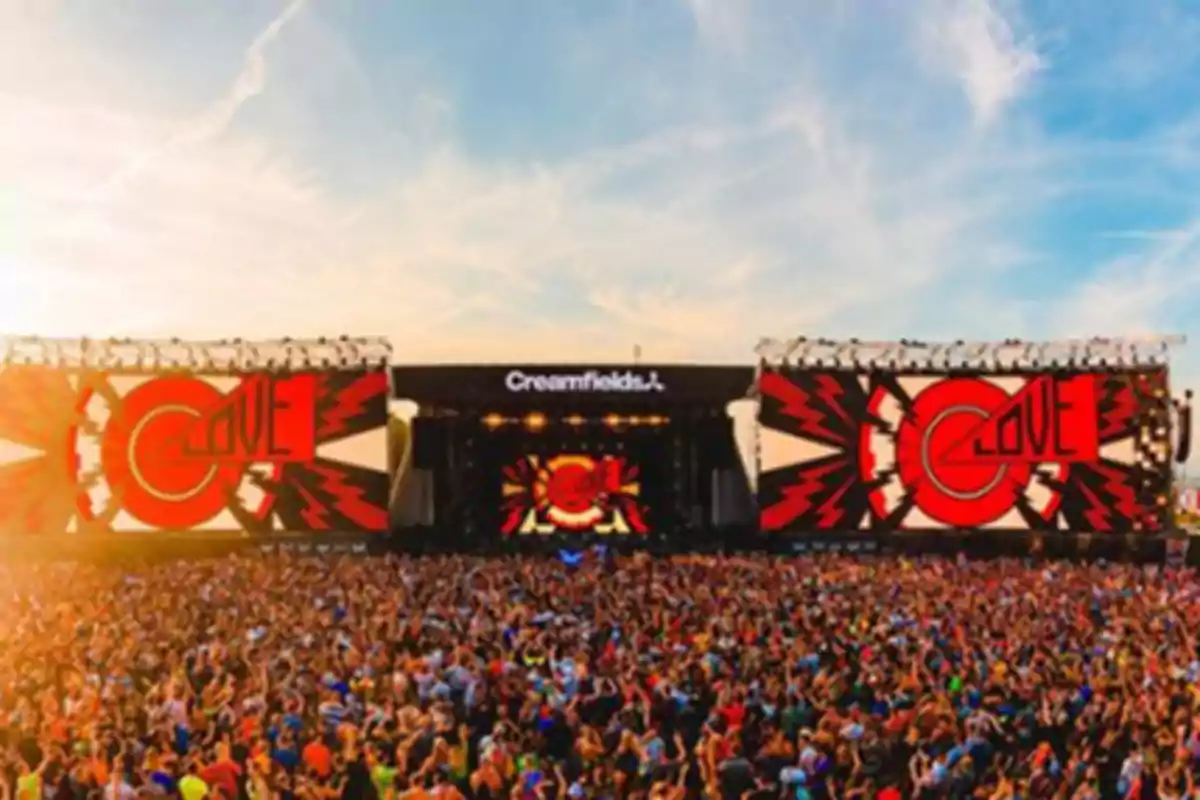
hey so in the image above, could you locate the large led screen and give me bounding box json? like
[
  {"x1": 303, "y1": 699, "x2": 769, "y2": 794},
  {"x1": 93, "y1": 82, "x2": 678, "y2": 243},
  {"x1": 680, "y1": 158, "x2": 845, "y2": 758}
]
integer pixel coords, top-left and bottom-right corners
[
  {"x1": 468, "y1": 424, "x2": 670, "y2": 537},
  {"x1": 0, "y1": 366, "x2": 389, "y2": 535},
  {"x1": 758, "y1": 369, "x2": 1172, "y2": 533}
]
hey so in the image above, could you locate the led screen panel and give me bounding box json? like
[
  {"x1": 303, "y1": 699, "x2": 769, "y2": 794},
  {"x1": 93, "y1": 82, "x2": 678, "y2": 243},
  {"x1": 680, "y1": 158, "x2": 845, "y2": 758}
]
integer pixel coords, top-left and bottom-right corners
[
  {"x1": 758, "y1": 369, "x2": 1171, "y2": 533},
  {"x1": 500, "y1": 453, "x2": 651, "y2": 535},
  {"x1": 0, "y1": 366, "x2": 389, "y2": 534}
]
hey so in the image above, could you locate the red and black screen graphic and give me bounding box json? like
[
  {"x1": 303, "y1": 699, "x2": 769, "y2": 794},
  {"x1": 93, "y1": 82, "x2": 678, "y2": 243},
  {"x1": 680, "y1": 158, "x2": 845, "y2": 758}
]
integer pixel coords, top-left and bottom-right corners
[
  {"x1": 0, "y1": 366, "x2": 389, "y2": 535},
  {"x1": 500, "y1": 454, "x2": 650, "y2": 536},
  {"x1": 757, "y1": 369, "x2": 1172, "y2": 533}
]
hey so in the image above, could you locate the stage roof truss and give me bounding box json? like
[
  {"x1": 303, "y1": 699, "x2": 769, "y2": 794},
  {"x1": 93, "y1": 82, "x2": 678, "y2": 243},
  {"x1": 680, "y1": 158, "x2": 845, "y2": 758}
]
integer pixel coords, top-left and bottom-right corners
[
  {"x1": 0, "y1": 335, "x2": 393, "y2": 372},
  {"x1": 754, "y1": 335, "x2": 1186, "y2": 371}
]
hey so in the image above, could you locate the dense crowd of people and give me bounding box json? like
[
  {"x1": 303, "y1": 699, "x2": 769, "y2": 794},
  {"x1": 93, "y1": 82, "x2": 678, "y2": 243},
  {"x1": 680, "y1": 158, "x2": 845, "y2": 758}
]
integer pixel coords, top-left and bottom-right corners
[{"x1": 2, "y1": 552, "x2": 1199, "y2": 799}]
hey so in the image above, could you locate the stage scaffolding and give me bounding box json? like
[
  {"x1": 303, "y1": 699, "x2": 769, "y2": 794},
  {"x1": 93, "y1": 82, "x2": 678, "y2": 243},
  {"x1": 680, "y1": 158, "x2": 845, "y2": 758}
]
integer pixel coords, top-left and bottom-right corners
[{"x1": 0, "y1": 335, "x2": 393, "y2": 372}]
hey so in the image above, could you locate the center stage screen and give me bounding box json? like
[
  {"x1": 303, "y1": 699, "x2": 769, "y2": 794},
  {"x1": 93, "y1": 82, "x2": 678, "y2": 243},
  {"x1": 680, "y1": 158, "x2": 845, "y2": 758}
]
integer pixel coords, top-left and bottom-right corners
[
  {"x1": 0, "y1": 366, "x2": 389, "y2": 535},
  {"x1": 469, "y1": 428, "x2": 667, "y2": 537},
  {"x1": 758, "y1": 369, "x2": 1172, "y2": 533},
  {"x1": 500, "y1": 454, "x2": 651, "y2": 536}
]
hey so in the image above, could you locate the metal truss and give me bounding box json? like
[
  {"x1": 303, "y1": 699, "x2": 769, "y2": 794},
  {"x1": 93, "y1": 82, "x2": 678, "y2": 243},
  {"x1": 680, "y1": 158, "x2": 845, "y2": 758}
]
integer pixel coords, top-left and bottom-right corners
[
  {"x1": 0, "y1": 335, "x2": 393, "y2": 372},
  {"x1": 755, "y1": 335, "x2": 1187, "y2": 370}
]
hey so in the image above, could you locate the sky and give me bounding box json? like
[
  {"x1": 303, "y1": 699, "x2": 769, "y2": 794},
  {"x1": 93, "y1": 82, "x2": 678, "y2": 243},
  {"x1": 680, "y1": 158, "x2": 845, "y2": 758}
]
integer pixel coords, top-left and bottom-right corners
[{"x1": 2, "y1": 0, "x2": 1199, "y2": 387}]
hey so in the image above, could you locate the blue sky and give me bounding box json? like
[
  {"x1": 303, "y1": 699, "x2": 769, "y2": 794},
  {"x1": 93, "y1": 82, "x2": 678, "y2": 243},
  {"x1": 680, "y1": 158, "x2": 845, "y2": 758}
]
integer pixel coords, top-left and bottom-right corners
[{"x1": 1, "y1": 0, "x2": 1199, "y2": 386}]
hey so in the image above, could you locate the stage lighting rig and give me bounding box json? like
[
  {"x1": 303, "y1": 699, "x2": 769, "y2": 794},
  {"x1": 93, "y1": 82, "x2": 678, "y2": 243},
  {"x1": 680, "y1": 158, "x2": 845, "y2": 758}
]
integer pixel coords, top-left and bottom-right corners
[
  {"x1": 0, "y1": 335, "x2": 394, "y2": 372},
  {"x1": 753, "y1": 335, "x2": 1186, "y2": 371}
]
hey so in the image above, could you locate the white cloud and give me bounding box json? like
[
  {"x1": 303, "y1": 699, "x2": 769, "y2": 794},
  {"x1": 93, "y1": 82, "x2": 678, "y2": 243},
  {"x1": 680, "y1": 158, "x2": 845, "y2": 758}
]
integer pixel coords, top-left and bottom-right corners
[
  {"x1": 0, "y1": 0, "x2": 1198, "y2": 481},
  {"x1": 682, "y1": 0, "x2": 753, "y2": 53},
  {"x1": 89, "y1": 0, "x2": 308, "y2": 200},
  {"x1": 1053, "y1": 222, "x2": 1200, "y2": 339},
  {"x1": 0, "y1": 0, "x2": 1193, "y2": 387},
  {"x1": 921, "y1": 0, "x2": 1044, "y2": 125}
]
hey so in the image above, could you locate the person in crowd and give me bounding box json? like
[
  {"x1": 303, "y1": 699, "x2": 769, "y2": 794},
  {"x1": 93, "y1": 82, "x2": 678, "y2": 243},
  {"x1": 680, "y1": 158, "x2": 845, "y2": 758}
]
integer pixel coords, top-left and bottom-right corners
[{"x1": 1, "y1": 551, "x2": 1198, "y2": 799}]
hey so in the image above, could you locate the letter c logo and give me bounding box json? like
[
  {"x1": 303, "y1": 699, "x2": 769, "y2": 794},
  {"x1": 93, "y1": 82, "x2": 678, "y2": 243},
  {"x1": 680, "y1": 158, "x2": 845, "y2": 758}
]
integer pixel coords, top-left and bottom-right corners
[{"x1": 505, "y1": 370, "x2": 528, "y2": 392}]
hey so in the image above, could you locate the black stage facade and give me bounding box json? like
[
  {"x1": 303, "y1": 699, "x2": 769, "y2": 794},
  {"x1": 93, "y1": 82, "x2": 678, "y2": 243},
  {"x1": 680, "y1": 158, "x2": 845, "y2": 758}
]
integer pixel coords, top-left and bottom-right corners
[{"x1": 391, "y1": 364, "x2": 756, "y2": 552}]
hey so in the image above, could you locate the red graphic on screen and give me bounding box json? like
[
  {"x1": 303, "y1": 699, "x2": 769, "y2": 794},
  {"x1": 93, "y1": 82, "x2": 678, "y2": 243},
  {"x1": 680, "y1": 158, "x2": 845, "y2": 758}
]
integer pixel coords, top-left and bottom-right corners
[
  {"x1": 99, "y1": 376, "x2": 255, "y2": 529},
  {"x1": 0, "y1": 366, "x2": 389, "y2": 535},
  {"x1": 0, "y1": 366, "x2": 89, "y2": 536},
  {"x1": 500, "y1": 454, "x2": 650, "y2": 535},
  {"x1": 758, "y1": 369, "x2": 1170, "y2": 533},
  {"x1": 175, "y1": 373, "x2": 317, "y2": 463},
  {"x1": 886, "y1": 378, "x2": 1041, "y2": 528},
  {"x1": 940, "y1": 375, "x2": 1100, "y2": 465}
]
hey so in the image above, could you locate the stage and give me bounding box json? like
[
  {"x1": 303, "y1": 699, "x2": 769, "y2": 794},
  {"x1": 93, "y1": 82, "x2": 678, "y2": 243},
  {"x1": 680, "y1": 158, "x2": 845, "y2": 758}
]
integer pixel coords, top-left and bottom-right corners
[{"x1": 390, "y1": 364, "x2": 756, "y2": 551}]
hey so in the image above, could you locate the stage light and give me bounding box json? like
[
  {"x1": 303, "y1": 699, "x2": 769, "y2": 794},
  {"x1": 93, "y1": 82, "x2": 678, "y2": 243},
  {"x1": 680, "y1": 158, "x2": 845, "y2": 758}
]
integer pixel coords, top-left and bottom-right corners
[
  {"x1": 525, "y1": 412, "x2": 548, "y2": 431},
  {"x1": 647, "y1": 415, "x2": 666, "y2": 426},
  {"x1": 482, "y1": 413, "x2": 505, "y2": 430},
  {"x1": 565, "y1": 415, "x2": 585, "y2": 426},
  {"x1": 604, "y1": 414, "x2": 621, "y2": 428}
]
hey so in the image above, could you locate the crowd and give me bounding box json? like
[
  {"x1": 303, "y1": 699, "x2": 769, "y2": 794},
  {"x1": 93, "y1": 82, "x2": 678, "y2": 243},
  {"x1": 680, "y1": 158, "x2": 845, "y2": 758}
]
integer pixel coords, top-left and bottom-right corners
[{"x1": 2, "y1": 552, "x2": 1200, "y2": 799}]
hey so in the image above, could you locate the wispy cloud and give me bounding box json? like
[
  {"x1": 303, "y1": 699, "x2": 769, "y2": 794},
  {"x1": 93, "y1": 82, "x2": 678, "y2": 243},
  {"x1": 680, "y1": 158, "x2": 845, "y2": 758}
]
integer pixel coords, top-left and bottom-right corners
[
  {"x1": 1055, "y1": 220, "x2": 1200, "y2": 338},
  {"x1": 921, "y1": 0, "x2": 1043, "y2": 125},
  {"x1": 0, "y1": 0, "x2": 1197, "y2": 397},
  {"x1": 682, "y1": 0, "x2": 753, "y2": 53},
  {"x1": 87, "y1": 0, "x2": 308, "y2": 199},
  {"x1": 1098, "y1": 229, "x2": 1194, "y2": 242}
]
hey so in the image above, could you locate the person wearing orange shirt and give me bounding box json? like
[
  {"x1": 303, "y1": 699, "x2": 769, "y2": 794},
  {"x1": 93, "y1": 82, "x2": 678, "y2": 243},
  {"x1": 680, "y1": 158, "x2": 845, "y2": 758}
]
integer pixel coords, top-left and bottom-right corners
[{"x1": 302, "y1": 737, "x2": 333, "y2": 780}]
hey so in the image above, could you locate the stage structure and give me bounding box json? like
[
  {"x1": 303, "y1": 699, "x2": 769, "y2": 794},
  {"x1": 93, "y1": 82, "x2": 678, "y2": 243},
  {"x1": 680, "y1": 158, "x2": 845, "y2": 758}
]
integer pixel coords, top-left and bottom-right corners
[
  {"x1": 391, "y1": 365, "x2": 755, "y2": 551},
  {"x1": 0, "y1": 335, "x2": 392, "y2": 539},
  {"x1": 754, "y1": 336, "x2": 1183, "y2": 537}
]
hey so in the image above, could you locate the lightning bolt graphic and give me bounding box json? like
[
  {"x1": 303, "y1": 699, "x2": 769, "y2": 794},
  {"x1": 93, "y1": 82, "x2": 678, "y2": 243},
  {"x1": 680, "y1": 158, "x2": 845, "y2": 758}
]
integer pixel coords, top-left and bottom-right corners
[
  {"x1": 310, "y1": 464, "x2": 388, "y2": 531},
  {"x1": 317, "y1": 372, "x2": 385, "y2": 440},
  {"x1": 814, "y1": 476, "x2": 854, "y2": 528},
  {"x1": 759, "y1": 372, "x2": 842, "y2": 444},
  {"x1": 295, "y1": 485, "x2": 331, "y2": 530},
  {"x1": 1091, "y1": 464, "x2": 1138, "y2": 523},
  {"x1": 814, "y1": 373, "x2": 855, "y2": 428},
  {"x1": 762, "y1": 460, "x2": 843, "y2": 531},
  {"x1": 1077, "y1": 483, "x2": 1112, "y2": 531},
  {"x1": 1099, "y1": 376, "x2": 1138, "y2": 440}
]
